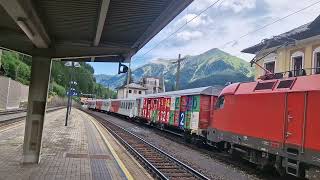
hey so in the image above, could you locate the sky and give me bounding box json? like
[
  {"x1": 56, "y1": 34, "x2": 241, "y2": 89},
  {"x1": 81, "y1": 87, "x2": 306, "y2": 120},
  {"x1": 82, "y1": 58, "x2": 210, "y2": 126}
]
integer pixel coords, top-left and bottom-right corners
[{"x1": 89, "y1": 0, "x2": 320, "y2": 75}]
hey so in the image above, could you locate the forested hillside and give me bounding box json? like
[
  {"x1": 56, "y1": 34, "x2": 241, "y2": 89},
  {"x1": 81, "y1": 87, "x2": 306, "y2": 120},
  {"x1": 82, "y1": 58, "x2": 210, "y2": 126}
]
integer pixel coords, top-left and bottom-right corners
[{"x1": 1, "y1": 50, "x2": 115, "y2": 98}]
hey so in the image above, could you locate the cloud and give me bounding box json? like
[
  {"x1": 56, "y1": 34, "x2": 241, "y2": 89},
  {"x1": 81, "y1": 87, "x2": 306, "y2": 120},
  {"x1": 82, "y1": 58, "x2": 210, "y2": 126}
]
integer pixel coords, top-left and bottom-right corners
[
  {"x1": 187, "y1": 0, "x2": 216, "y2": 12},
  {"x1": 176, "y1": 30, "x2": 204, "y2": 41},
  {"x1": 132, "y1": 0, "x2": 320, "y2": 64},
  {"x1": 220, "y1": 0, "x2": 256, "y2": 13},
  {"x1": 176, "y1": 13, "x2": 210, "y2": 28}
]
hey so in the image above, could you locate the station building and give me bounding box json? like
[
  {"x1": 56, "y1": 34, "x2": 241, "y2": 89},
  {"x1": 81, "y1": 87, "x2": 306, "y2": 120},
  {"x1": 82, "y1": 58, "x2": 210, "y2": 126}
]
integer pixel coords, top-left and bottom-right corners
[
  {"x1": 242, "y1": 15, "x2": 320, "y2": 79},
  {"x1": 141, "y1": 77, "x2": 165, "y2": 94},
  {"x1": 117, "y1": 83, "x2": 147, "y2": 99}
]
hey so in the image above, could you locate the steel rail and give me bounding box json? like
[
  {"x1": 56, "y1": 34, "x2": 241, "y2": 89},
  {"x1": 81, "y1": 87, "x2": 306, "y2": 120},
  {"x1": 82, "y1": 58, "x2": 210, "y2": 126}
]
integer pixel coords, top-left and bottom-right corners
[
  {"x1": 90, "y1": 112, "x2": 210, "y2": 180},
  {"x1": 0, "y1": 109, "x2": 26, "y2": 116},
  {"x1": 0, "y1": 107, "x2": 65, "y2": 127}
]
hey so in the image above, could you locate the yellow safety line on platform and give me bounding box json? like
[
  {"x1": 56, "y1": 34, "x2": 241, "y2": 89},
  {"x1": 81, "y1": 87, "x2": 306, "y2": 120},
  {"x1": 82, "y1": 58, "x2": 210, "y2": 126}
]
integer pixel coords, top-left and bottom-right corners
[
  {"x1": 89, "y1": 117, "x2": 134, "y2": 180},
  {"x1": 0, "y1": 122, "x2": 23, "y2": 133}
]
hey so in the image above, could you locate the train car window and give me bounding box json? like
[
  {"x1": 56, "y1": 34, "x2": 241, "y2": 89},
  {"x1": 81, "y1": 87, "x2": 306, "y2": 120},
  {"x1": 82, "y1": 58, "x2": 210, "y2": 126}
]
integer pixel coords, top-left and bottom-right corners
[
  {"x1": 277, "y1": 79, "x2": 294, "y2": 89},
  {"x1": 215, "y1": 96, "x2": 225, "y2": 109},
  {"x1": 255, "y1": 81, "x2": 276, "y2": 90}
]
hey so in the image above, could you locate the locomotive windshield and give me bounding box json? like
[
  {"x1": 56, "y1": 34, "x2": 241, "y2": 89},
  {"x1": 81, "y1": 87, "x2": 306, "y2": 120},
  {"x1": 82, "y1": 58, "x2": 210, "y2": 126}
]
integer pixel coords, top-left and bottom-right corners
[{"x1": 215, "y1": 96, "x2": 225, "y2": 109}]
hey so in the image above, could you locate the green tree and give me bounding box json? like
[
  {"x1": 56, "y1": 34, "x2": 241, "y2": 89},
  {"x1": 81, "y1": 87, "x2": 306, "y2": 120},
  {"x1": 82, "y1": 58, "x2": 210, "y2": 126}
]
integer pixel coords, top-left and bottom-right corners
[{"x1": 1, "y1": 50, "x2": 117, "y2": 98}]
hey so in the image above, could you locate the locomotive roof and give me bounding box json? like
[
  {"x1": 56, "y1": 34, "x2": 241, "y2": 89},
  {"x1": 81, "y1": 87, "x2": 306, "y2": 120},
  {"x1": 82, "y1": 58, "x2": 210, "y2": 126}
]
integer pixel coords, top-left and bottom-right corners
[
  {"x1": 220, "y1": 74, "x2": 320, "y2": 96},
  {"x1": 139, "y1": 86, "x2": 222, "y2": 98}
]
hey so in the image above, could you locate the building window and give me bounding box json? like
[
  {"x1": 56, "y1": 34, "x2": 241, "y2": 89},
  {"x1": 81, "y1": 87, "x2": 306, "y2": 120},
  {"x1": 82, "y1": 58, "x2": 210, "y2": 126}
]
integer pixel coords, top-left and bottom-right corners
[
  {"x1": 138, "y1": 91, "x2": 142, "y2": 94},
  {"x1": 264, "y1": 62, "x2": 275, "y2": 74},
  {"x1": 134, "y1": 90, "x2": 137, "y2": 94},
  {"x1": 263, "y1": 53, "x2": 277, "y2": 74},
  {"x1": 313, "y1": 47, "x2": 320, "y2": 74},
  {"x1": 129, "y1": 89, "x2": 132, "y2": 93},
  {"x1": 291, "y1": 51, "x2": 304, "y2": 76}
]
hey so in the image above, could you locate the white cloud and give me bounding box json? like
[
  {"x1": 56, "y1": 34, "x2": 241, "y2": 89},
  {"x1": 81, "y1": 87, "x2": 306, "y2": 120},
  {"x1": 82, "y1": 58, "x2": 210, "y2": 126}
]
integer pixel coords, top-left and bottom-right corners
[
  {"x1": 220, "y1": 0, "x2": 256, "y2": 13},
  {"x1": 133, "y1": 0, "x2": 320, "y2": 64},
  {"x1": 187, "y1": 0, "x2": 216, "y2": 12},
  {"x1": 176, "y1": 13, "x2": 210, "y2": 28},
  {"x1": 176, "y1": 30, "x2": 204, "y2": 41}
]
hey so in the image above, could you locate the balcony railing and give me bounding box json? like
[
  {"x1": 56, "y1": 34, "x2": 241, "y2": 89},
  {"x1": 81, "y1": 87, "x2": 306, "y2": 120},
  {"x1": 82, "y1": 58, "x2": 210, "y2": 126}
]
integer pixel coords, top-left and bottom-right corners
[{"x1": 260, "y1": 67, "x2": 320, "y2": 80}]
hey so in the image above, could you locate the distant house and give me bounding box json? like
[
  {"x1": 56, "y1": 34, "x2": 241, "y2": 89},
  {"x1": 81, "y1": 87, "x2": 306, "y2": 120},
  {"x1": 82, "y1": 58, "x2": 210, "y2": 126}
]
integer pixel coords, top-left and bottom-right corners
[
  {"x1": 242, "y1": 15, "x2": 320, "y2": 79},
  {"x1": 141, "y1": 77, "x2": 165, "y2": 94},
  {"x1": 117, "y1": 83, "x2": 147, "y2": 99}
]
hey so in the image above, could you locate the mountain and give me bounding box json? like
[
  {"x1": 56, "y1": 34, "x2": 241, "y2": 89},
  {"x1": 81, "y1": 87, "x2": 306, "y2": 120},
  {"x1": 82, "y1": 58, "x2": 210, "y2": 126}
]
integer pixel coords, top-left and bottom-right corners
[{"x1": 95, "y1": 48, "x2": 254, "y2": 91}]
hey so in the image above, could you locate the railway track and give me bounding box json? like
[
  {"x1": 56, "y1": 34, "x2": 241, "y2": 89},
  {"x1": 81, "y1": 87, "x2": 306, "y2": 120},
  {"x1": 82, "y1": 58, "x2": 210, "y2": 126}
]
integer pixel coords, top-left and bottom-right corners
[
  {"x1": 0, "y1": 107, "x2": 65, "y2": 128},
  {"x1": 89, "y1": 110, "x2": 307, "y2": 180},
  {"x1": 0, "y1": 109, "x2": 26, "y2": 116},
  {"x1": 90, "y1": 112, "x2": 210, "y2": 180}
]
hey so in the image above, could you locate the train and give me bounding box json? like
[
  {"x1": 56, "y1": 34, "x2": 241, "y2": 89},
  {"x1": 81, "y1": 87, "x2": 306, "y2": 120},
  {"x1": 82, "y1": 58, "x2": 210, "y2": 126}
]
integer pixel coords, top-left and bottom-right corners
[{"x1": 86, "y1": 74, "x2": 320, "y2": 178}]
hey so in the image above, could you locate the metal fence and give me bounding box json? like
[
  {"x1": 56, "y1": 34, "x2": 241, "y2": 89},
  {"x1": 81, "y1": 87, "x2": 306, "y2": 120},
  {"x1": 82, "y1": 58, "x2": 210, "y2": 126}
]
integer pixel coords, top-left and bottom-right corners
[{"x1": 0, "y1": 76, "x2": 29, "y2": 110}]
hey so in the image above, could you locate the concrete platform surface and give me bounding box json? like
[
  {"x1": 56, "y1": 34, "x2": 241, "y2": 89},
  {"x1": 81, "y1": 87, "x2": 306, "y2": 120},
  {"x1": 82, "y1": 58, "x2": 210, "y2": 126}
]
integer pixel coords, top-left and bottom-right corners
[{"x1": 0, "y1": 108, "x2": 151, "y2": 180}]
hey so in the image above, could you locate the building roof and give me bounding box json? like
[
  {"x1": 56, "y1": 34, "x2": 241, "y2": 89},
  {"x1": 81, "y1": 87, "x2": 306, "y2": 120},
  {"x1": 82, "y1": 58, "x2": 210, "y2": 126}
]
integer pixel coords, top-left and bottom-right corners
[
  {"x1": 0, "y1": 0, "x2": 192, "y2": 62},
  {"x1": 242, "y1": 15, "x2": 320, "y2": 54},
  {"x1": 117, "y1": 83, "x2": 148, "y2": 90}
]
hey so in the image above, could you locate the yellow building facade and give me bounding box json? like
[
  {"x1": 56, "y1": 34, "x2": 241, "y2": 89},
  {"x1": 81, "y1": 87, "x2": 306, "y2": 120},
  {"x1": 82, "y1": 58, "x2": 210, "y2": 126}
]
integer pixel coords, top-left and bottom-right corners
[
  {"x1": 242, "y1": 15, "x2": 320, "y2": 79},
  {"x1": 254, "y1": 37, "x2": 320, "y2": 79}
]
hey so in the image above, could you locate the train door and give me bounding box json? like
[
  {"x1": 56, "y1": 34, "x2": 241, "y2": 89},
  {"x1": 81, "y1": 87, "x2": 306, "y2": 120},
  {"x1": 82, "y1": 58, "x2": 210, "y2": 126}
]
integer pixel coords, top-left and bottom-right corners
[
  {"x1": 184, "y1": 96, "x2": 193, "y2": 130},
  {"x1": 136, "y1": 98, "x2": 141, "y2": 117},
  {"x1": 285, "y1": 92, "x2": 306, "y2": 150},
  {"x1": 146, "y1": 98, "x2": 151, "y2": 119},
  {"x1": 169, "y1": 97, "x2": 176, "y2": 126},
  {"x1": 165, "y1": 97, "x2": 171, "y2": 125},
  {"x1": 174, "y1": 97, "x2": 181, "y2": 127},
  {"x1": 179, "y1": 96, "x2": 187, "y2": 129},
  {"x1": 284, "y1": 92, "x2": 307, "y2": 176},
  {"x1": 158, "y1": 97, "x2": 164, "y2": 123}
]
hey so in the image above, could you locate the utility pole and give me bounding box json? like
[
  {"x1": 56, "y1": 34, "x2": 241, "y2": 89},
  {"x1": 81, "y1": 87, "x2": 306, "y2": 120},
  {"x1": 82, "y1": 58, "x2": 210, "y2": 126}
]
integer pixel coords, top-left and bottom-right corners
[
  {"x1": 65, "y1": 61, "x2": 80, "y2": 126},
  {"x1": 0, "y1": 49, "x2": 2, "y2": 68},
  {"x1": 175, "y1": 54, "x2": 185, "y2": 91},
  {"x1": 0, "y1": 49, "x2": 5, "y2": 76},
  {"x1": 107, "y1": 83, "x2": 110, "y2": 99},
  {"x1": 126, "y1": 62, "x2": 131, "y2": 98},
  {"x1": 65, "y1": 62, "x2": 73, "y2": 126}
]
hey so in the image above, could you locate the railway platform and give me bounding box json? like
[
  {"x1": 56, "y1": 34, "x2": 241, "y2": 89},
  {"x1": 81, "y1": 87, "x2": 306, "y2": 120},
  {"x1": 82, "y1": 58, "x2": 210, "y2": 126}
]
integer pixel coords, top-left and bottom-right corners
[{"x1": 0, "y1": 108, "x2": 151, "y2": 180}]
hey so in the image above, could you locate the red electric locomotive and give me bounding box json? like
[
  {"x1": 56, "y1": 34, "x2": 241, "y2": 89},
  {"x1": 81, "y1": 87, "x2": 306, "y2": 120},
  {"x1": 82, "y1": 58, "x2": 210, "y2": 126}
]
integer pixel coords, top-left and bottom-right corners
[{"x1": 207, "y1": 74, "x2": 320, "y2": 177}]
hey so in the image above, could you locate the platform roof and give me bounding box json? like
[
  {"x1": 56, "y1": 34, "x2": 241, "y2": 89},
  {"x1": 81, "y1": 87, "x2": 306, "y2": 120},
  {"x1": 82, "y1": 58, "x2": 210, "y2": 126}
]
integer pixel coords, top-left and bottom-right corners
[{"x1": 0, "y1": 0, "x2": 193, "y2": 62}]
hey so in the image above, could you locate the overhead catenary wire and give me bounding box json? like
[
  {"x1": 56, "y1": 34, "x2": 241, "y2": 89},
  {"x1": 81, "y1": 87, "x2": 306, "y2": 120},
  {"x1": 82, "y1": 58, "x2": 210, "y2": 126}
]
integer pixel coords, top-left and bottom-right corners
[
  {"x1": 135, "y1": 0, "x2": 320, "y2": 62},
  {"x1": 219, "y1": 0, "x2": 320, "y2": 49},
  {"x1": 134, "y1": 0, "x2": 222, "y2": 60}
]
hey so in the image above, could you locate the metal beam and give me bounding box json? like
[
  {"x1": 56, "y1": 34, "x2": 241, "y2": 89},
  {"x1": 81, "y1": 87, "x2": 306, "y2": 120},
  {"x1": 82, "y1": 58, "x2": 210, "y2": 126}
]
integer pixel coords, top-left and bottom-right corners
[
  {"x1": 0, "y1": 0, "x2": 51, "y2": 48},
  {"x1": 93, "y1": 0, "x2": 110, "y2": 46}
]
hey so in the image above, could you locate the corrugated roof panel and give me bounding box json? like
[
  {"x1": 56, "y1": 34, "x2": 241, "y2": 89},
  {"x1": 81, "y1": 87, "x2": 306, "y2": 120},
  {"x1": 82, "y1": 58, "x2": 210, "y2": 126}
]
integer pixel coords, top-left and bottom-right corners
[
  {"x1": 35, "y1": 0, "x2": 100, "y2": 42},
  {"x1": 0, "y1": 0, "x2": 193, "y2": 59},
  {"x1": 101, "y1": 0, "x2": 171, "y2": 45}
]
